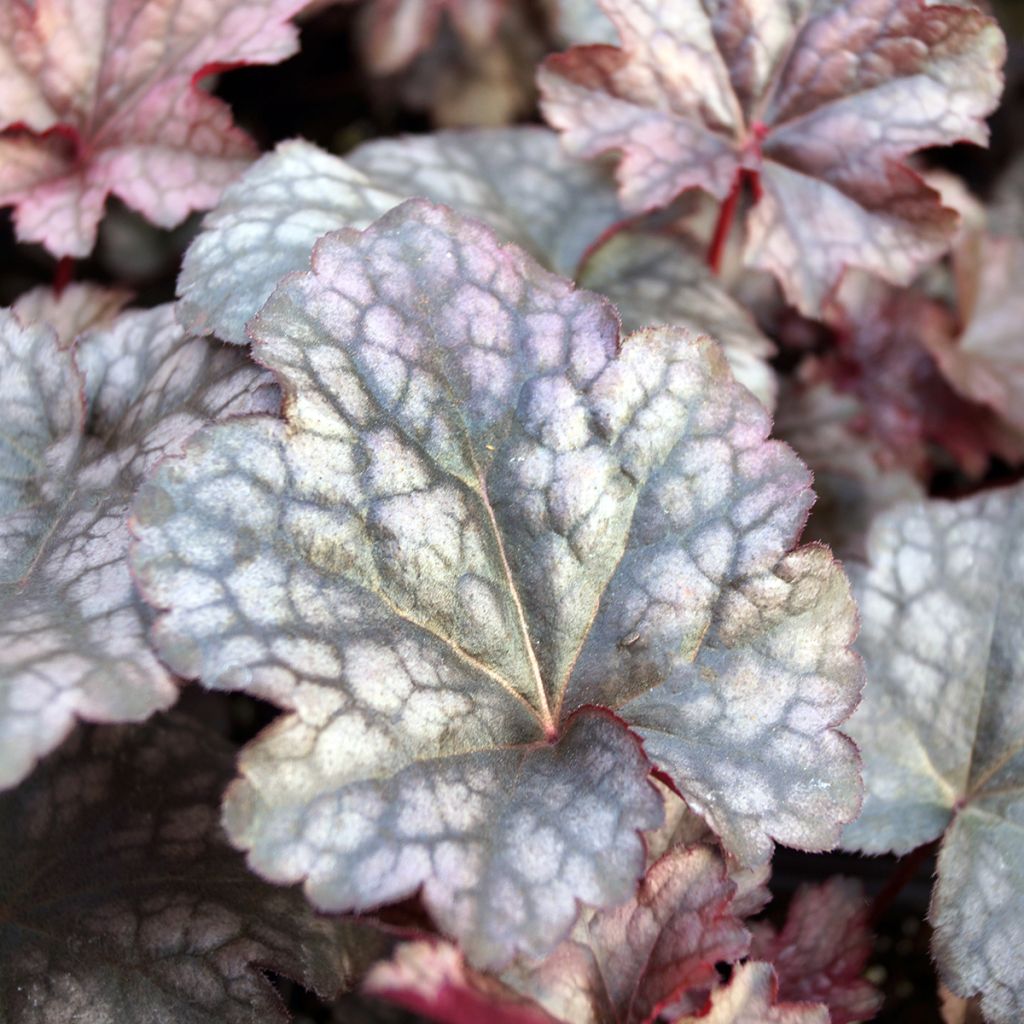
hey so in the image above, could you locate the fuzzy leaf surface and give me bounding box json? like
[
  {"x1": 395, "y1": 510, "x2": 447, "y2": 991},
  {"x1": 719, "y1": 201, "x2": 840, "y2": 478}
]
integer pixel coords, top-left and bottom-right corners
[
  {"x1": 578, "y1": 230, "x2": 776, "y2": 408},
  {"x1": 749, "y1": 878, "x2": 881, "y2": 1024},
  {"x1": 177, "y1": 129, "x2": 624, "y2": 345},
  {"x1": 0, "y1": 304, "x2": 277, "y2": 789},
  {"x1": 0, "y1": 0, "x2": 305, "y2": 257},
  {"x1": 133, "y1": 200, "x2": 861, "y2": 967},
  {"x1": 841, "y1": 484, "x2": 1024, "y2": 1022},
  {"x1": 676, "y1": 963, "x2": 828, "y2": 1024},
  {"x1": 539, "y1": 0, "x2": 1005, "y2": 314},
  {"x1": 0, "y1": 715, "x2": 385, "y2": 1023}
]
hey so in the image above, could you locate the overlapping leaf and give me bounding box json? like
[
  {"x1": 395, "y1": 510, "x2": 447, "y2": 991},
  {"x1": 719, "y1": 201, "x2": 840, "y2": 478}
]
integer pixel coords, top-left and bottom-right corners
[
  {"x1": 675, "y1": 962, "x2": 828, "y2": 1024},
  {"x1": 0, "y1": 0, "x2": 307, "y2": 257},
  {"x1": 12, "y1": 282, "x2": 132, "y2": 347},
  {"x1": 0, "y1": 715, "x2": 386, "y2": 1022},
  {"x1": 176, "y1": 129, "x2": 624, "y2": 346},
  {"x1": 0, "y1": 304, "x2": 277, "y2": 789},
  {"x1": 578, "y1": 231, "x2": 776, "y2": 408},
  {"x1": 749, "y1": 878, "x2": 881, "y2": 1024},
  {"x1": 366, "y1": 844, "x2": 752, "y2": 1024},
  {"x1": 539, "y1": 0, "x2": 1006, "y2": 314},
  {"x1": 841, "y1": 483, "x2": 1024, "y2": 1023},
  {"x1": 132, "y1": 200, "x2": 862, "y2": 967}
]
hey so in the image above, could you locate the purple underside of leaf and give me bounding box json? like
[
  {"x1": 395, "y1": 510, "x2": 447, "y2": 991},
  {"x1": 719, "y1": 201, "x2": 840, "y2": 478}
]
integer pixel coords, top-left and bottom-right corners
[
  {"x1": 0, "y1": 0, "x2": 308, "y2": 258},
  {"x1": 0, "y1": 715, "x2": 386, "y2": 1023},
  {"x1": 842, "y1": 484, "x2": 1024, "y2": 1023},
  {"x1": 0, "y1": 303, "x2": 278, "y2": 790},
  {"x1": 131, "y1": 198, "x2": 862, "y2": 968},
  {"x1": 538, "y1": 0, "x2": 1005, "y2": 315}
]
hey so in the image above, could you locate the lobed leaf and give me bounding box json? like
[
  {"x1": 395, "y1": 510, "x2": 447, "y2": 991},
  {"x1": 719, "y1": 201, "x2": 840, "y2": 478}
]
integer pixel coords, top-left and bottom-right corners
[
  {"x1": 0, "y1": 715, "x2": 385, "y2": 1022},
  {"x1": 0, "y1": 0, "x2": 307, "y2": 257},
  {"x1": 539, "y1": 0, "x2": 1006, "y2": 315},
  {"x1": 749, "y1": 878, "x2": 881, "y2": 1024},
  {"x1": 12, "y1": 283, "x2": 133, "y2": 348},
  {"x1": 133, "y1": 200, "x2": 862, "y2": 966},
  {"x1": 842, "y1": 484, "x2": 1024, "y2": 1022},
  {"x1": 0, "y1": 304, "x2": 277, "y2": 789},
  {"x1": 177, "y1": 129, "x2": 624, "y2": 346}
]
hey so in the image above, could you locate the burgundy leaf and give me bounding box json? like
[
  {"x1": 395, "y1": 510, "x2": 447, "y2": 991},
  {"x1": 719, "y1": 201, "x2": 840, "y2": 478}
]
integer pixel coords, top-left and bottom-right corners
[
  {"x1": 539, "y1": 0, "x2": 1005, "y2": 314},
  {"x1": 749, "y1": 878, "x2": 882, "y2": 1024},
  {"x1": 675, "y1": 962, "x2": 828, "y2": 1024}
]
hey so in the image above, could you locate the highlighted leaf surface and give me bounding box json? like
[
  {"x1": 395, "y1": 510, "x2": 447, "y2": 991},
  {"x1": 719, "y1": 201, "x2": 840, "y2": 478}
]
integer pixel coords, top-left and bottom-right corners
[
  {"x1": 133, "y1": 200, "x2": 862, "y2": 967},
  {"x1": 842, "y1": 484, "x2": 1024, "y2": 1022},
  {"x1": 0, "y1": 305, "x2": 277, "y2": 789},
  {"x1": 539, "y1": 0, "x2": 1005, "y2": 314},
  {"x1": 0, "y1": 0, "x2": 305, "y2": 257},
  {"x1": 0, "y1": 716, "x2": 384, "y2": 1022}
]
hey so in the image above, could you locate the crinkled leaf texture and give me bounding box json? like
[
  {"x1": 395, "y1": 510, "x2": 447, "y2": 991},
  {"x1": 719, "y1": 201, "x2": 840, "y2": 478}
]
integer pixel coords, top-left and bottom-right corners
[
  {"x1": 676, "y1": 962, "x2": 828, "y2": 1024},
  {"x1": 366, "y1": 844, "x2": 750, "y2": 1024},
  {"x1": 0, "y1": 304, "x2": 278, "y2": 790},
  {"x1": 132, "y1": 200, "x2": 862, "y2": 969},
  {"x1": 177, "y1": 128, "x2": 625, "y2": 346},
  {"x1": 749, "y1": 878, "x2": 881, "y2": 1024},
  {"x1": 842, "y1": 483, "x2": 1024, "y2": 1023},
  {"x1": 0, "y1": 715, "x2": 385, "y2": 1023},
  {"x1": 0, "y1": 0, "x2": 306, "y2": 257},
  {"x1": 539, "y1": 0, "x2": 1005, "y2": 314}
]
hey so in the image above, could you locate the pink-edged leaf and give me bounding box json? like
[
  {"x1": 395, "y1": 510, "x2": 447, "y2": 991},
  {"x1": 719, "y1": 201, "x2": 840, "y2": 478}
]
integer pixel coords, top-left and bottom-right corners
[
  {"x1": 12, "y1": 283, "x2": 132, "y2": 348},
  {"x1": 749, "y1": 878, "x2": 881, "y2": 1024},
  {"x1": 177, "y1": 129, "x2": 624, "y2": 345},
  {"x1": 0, "y1": 0, "x2": 307, "y2": 258},
  {"x1": 675, "y1": 963, "x2": 828, "y2": 1024},
  {"x1": 132, "y1": 200, "x2": 862, "y2": 967},
  {"x1": 0, "y1": 715, "x2": 387, "y2": 1022},
  {"x1": 367, "y1": 942, "x2": 562, "y2": 1024},
  {"x1": 841, "y1": 484, "x2": 1024, "y2": 1022},
  {"x1": 367, "y1": 845, "x2": 751, "y2": 1024},
  {"x1": 0, "y1": 303, "x2": 277, "y2": 789},
  {"x1": 820, "y1": 273, "x2": 1023, "y2": 478},
  {"x1": 539, "y1": 0, "x2": 1006, "y2": 315}
]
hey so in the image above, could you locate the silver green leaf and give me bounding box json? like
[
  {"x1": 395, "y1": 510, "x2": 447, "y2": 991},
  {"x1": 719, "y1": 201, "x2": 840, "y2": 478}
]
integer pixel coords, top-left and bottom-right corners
[
  {"x1": 842, "y1": 484, "x2": 1024, "y2": 1022},
  {"x1": 134, "y1": 200, "x2": 861, "y2": 967},
  {"x1": 177, "y1": 128, "x2": 624, "y2": 346},
  {"x1": 0, "y1": 715, "x2": 385, "y2": 1023},
  {"x1": 0, "y1": 304, "x2": 277, "y2": 789}
]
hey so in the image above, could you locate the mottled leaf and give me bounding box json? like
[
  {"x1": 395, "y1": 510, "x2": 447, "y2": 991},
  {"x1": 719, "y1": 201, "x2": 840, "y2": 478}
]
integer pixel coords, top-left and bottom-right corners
[
  {"x1": 177, "y1": 129, "x2": 624, "y2": 345},
  {"x1": 133, "y1": 200, "x2": 862, "y2": 967},
  {"x1": 539, "y1": 0, "x2": 1006, "y2": 314},
  {"x1": 13, "y1": 283, "x2": 132, "y2": 348},
  {"x1": 0, "y1": 304, "x2": 277, "y2": 789},
  {"x1": 841, "y1": 484, "x2": 1024, "y2": 1022},
  {"x1": 367, "y1": 845, "x2": 750, "y2": 1024},
  {"x1": 577, "y1": 230, "x2": 776, "y2": 408},
  {"x1": 0, "y1": 0, "x2": 306, "y2": 257},
  {"x1": 749, "y1": 878, "x2": 881, "y2": 1024},
  {"x1": 543, "y1": 0, "x2": 618, "y2": 45},
  {"x1": 0, "y1": 715, "x2": 385, "y2": 1023},
  {"x1": 675, "y1": 962, "x2": 828, "y2": 1024}
]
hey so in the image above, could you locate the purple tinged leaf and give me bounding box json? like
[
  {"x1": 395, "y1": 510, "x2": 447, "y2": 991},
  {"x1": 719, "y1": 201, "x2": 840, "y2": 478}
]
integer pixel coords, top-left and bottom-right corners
[
  {"x1": 577, "y1": 230, "x2": 776, "y2": 409},
  {"x1": 132, "y1": 201, "x2": 862, "y2": 967},
  {"x1": 675, "y1": 962, "x2": 829, "y2": 1024},
  {"x1": 0, "y1": 715, "x2": 387, "y2": 1022},
  {"x1": 12, "y1": 283, "x2": 133, "y2": 348},
  {"x1": 539, "y1": 0, "x2": 1006, "y2": 315},
  {"x1": 841, "y1": 484, "x2": 1024, "y2": 1022},
  {"x1": 0, "y1": 304, "x2": 277, "y2": 790},
  {"x1": 177, "y1": 129, "x2": 624, "y2": 346}
]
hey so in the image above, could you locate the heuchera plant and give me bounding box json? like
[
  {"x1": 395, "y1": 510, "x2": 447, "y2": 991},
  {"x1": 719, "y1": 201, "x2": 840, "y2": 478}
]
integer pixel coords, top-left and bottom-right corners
[{"x1": 0, "y1": 0, "x2": 1022, "y2": 1022}]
